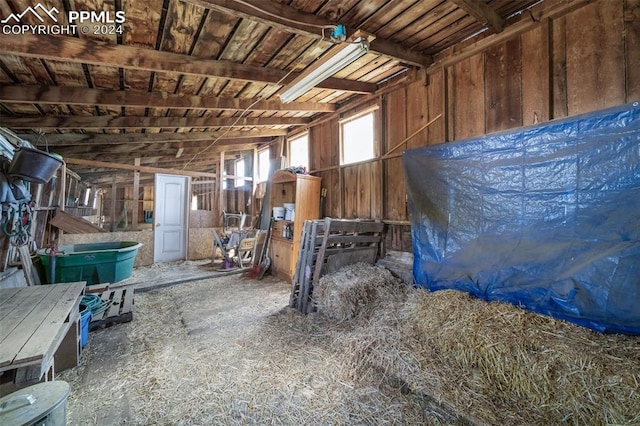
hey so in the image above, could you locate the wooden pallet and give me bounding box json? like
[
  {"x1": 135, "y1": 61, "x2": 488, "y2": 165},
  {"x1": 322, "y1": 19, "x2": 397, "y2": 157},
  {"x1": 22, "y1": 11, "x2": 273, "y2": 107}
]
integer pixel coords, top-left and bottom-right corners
[
  {"x1": 290, "y1": 218, "x2": 384, "y2": 314},
  {"x1": 89, "y1": 288, "x2": 134, "y2": 331}
]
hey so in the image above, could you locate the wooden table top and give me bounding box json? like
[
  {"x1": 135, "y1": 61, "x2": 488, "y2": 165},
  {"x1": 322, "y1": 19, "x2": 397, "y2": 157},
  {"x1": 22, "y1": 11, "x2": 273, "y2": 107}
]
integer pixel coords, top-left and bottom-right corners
[{"x1": 0, "y1": 283, "x2": 85, "y2": 371}]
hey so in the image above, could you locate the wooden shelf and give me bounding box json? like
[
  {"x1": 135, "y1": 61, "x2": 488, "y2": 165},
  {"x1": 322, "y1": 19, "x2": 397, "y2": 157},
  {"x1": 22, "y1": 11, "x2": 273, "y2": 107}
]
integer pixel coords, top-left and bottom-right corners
[{"x1": 268, "y1": 171, "x2": 321, "y2": 283}]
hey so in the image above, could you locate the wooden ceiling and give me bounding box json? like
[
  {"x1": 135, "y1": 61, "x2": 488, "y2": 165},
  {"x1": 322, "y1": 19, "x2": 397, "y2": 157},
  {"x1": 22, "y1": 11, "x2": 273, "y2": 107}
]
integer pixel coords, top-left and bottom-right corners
[{"x1": 0, "y1": 0, "x2": 543, "y2": 186}]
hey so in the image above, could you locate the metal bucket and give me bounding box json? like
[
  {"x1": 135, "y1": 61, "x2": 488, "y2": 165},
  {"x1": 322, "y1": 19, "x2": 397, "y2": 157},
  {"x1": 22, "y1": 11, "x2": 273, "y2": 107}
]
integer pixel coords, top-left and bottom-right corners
[
  {"x1": 0, "y1": 381, "x2": 70, "y2": 426},
  {"x1": 8, "y1": 147, "x2": 63, "y2": 184}
]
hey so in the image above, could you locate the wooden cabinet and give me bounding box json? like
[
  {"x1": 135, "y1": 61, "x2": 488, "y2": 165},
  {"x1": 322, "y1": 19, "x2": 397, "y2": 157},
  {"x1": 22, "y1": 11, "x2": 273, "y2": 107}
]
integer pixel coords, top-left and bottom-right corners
[{"x1": 268, "y1": 171, "x2": 321, "y2": 282}]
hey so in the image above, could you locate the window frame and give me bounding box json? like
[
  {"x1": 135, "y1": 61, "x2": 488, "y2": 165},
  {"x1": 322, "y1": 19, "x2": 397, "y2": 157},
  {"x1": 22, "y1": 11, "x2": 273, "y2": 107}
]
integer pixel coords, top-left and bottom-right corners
[
  {"x1": 258, "y1": 148, "x2": 270, "y2": 183},
  {"x1": 234, "y1": 158, "x2": 245, "y2": 188},
  {"x1": 339, "y1": 107, "x2": 378, "y2": 166},
  {"x1": 288, "y1": 132, "x2": 309, "y2": 171}
]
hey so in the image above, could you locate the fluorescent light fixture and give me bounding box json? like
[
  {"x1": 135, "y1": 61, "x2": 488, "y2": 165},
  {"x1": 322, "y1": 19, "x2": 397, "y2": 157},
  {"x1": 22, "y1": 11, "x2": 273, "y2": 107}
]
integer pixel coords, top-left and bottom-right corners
[{"x1": 279, "y1": 38, "x2": 369, "y2": 103}]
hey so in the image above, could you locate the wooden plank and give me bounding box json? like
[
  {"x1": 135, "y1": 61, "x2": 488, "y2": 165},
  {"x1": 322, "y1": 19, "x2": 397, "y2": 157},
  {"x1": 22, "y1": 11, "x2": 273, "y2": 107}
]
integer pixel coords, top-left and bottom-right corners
[
  {"x1": 17, "y1": 245, "x2": 40, "y2": 286},
  {"x1": 19, "y1": 129, "x2": 285, "y2": 147},
  {"x1": 325, "y1": 235, "x2": 382, "y2": 245},
  {"x1": 427, "y1": 68, "x2": 445, "y2": 144},
  {"x1": 550, "y1": 16, "x2": 568, "y2": 119},
  {"x1": 49, "y1": 210, "x2": 106, "y2": 234},
  {"x1": 321, "y1": 245, "x2": 382, "y2": 258},
  {"x1": 626, "y1": 0, "x2": 640, "y2": 101},
  {"x1": 0, "y1": 288, "x2": 21, "y2": 310},
  {"x1": 0, "y1": 286, "x2": 54, "y2": 355},
  {"x1": 324, "y1": 247, "x2": 378, "y2": 275},
  {"x1": 53, "y1": 318, "x2": 79, "y2": 373},
  {"x1": 452, "y1": 53, "x2": 485, "y2": 140},
  {"x1": 383, "y1": 85, "x2": 407, "y2": 221},
  {"x1": 310, "y1": 217, "x2": 333, "y2": 310},
  {"x1": 565, "y1": 0, "x2": 626, "y2": 115},
  {"x1": 132, "y1": 159, "x2": 140, "y2": 232},
  {"x1": 356, "y1": 163, "x2": 373, "y2": 219},
  {"x1": 64, "y1": 158, "x2": 216, "y2": 179},
  {"x1": 449, "y1": 0, "x2": 505, "y2": 32},
  {"x1": 0, "y1": 34, "x2": 375, "y2": 94},
  {"x1": 521, "y1": 20, "x2": 551, "y2": 126},
  {"x1": 1, "y1": 115, "x2": 310, "y2": 130},
  {"x1": 105, "y1": 289, "x2": 124, "y2": 319},
  {"x1": 298, "y1": 220, "x2": 320, "y2": 313},
  {"x1": 484, "y1": 37, "x2": 523, "y2": 133},
  {"x1": 121, "y1": 288, "x2": 134, "y2": 315},
  {"x1": 89, "y1": 289, "x2": 133, "y2": 330},
  {"x1": 289, "y1": 220, "x2": 310, "y2": 308},
  {"x1": 0, "y1": 85, "x2": 336, "y2": 113},
  {"x1": 13, "y1": 283, "x2": 83, "y2": 366},
  {"x1": 321, "y1": 219, "x2": 384, "y2": 234},
  {"x1": 342, "y1": 166, "x2": 358, "y2": 219}
]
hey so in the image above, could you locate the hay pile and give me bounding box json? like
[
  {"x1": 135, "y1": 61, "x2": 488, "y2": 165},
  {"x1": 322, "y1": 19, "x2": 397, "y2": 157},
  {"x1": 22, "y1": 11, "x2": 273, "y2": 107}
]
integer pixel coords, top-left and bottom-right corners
[
  {"x1": 61, "y1": 274, "x2": 439, "y2": 425},
  {"x1": 313, "y1": 263, "x2": 407, "y2": 320},
  {"x1": 315, "y1": 264, "x2": 640, "y2": 425}
]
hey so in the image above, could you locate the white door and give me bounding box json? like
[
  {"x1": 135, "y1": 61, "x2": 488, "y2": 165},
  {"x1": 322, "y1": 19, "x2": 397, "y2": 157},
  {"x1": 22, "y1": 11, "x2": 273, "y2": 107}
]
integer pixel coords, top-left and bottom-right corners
[{"x1": 154, "y1": 174, "x2": 189, "y2": 263}]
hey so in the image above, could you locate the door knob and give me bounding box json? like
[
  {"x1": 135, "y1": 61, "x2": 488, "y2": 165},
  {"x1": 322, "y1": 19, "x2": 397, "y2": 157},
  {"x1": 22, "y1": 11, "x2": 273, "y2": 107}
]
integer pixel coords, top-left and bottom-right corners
[{"x1": 155, "y1": 223, "x2": 160, "y2": 228}]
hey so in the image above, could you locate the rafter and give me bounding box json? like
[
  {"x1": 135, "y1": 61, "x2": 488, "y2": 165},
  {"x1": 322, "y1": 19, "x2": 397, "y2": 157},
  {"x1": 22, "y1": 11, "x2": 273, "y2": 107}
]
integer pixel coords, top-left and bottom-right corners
[
  {"x1": 0, "y1": 85, "x2": 335, "y2": 113},
  {"x1": 449, "y1": 0, "x2": 504, "y2": 33},
  {"x1": 0, "y1": 35, "x2": 376, "y2": 95},
  {"x1": 1, "y1": 115, "x2": 310, "y2": 130},
  {"x1": 53, "y1": 142, "x2": 256, "y2": 157},
  {"x1": 64, "y1": 157, "x2": 218, "y2": 178},
  {"x1": 17, "y1": 130, "x2": 282, "y2": 146},
  {"x1": 427, "y1": 0, "x2": 594, "y2": 73},
  {"x1": 186, "y1": 0, "x2": 433, "y2": 67}
]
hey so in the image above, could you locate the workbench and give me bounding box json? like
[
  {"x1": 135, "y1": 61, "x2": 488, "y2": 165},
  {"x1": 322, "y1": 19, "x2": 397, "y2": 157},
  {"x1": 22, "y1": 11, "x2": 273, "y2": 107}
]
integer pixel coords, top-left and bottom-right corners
[{"x1": 0, "y1": 282, "x2": 85, "y2": 396}]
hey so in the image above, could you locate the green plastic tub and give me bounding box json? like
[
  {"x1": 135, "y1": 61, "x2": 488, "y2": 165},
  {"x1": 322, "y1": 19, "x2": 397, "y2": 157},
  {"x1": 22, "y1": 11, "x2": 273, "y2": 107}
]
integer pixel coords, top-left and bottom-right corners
[{"x1": 38, "y1": 241, "x2": 142, "y2": 285}]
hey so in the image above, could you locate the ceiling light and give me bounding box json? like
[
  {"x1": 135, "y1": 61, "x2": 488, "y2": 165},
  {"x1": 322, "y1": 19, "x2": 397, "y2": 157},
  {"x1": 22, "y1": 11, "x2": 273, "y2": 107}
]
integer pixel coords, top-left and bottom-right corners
[{"x1": 279, "y1": 38, "x2": 370, "y2": 104}]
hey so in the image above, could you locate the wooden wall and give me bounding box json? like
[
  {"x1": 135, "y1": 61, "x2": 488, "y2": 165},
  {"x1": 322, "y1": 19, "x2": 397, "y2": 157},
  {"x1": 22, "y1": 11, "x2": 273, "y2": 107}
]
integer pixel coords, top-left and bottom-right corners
[{"x1": 305, "y1": 0, "x2": 638, "y2": 252}]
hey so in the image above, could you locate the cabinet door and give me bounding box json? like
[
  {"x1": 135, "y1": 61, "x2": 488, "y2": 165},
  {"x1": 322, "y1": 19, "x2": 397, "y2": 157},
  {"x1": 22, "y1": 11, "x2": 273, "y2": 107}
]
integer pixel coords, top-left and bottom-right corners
[{"x1": 270, "y1": 239, "x2": 293, "y2": 280}]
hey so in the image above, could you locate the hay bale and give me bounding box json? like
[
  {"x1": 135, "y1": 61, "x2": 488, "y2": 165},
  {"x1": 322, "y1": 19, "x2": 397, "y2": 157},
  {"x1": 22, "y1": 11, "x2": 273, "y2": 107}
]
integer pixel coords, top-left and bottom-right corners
[
  {"x1": 330, "y1": 272, "x2": 640, "y2": 425},
  {"x1": 313, "y1": 263, "x2": 406, "y2": 321}
]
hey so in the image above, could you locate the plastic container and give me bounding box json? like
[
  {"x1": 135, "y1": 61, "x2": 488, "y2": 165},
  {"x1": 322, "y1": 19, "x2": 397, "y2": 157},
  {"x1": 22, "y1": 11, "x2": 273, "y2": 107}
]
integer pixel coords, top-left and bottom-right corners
[
  {"x1": 0, "y1": 381, "x2": 70, "y2": 426},
  {"x1": 79, "y1": 304, "x2": 92, "y2": 348},
  {"x1": 37, "y1": 241, "x2": 142, "y2": 285},
  {"x1": 8, "y1": 147, "x2": 63, "y2": 184},
  {"x1": 272, "y1": 207, "x2": 285, "y2": 220},
  {"x1": 283, "y1": 203, "x2": 295, "y2": 220}
]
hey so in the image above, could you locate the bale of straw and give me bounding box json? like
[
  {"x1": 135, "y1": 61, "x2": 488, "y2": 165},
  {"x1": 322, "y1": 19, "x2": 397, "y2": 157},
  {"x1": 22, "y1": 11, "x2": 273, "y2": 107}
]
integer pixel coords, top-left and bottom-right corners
[
  {"x1": 324, "y1": 264, "x2": 640, "y2": 425},
  {"x1": 313, "y1": 263, "x2": 406, "y2": 321}
]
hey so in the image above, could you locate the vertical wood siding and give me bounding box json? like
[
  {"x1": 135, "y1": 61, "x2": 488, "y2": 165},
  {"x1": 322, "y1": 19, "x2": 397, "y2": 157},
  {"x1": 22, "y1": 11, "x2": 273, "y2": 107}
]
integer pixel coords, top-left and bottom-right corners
[{"x1": 305, "y1": 0, "x2": 635, "y2": 251}]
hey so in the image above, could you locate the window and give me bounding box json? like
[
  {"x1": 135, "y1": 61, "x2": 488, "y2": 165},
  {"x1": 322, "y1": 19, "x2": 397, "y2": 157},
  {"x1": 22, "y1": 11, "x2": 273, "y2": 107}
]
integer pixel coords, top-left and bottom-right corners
[
  {"x1": 235, "y1": 158, "x2": 245, "y2": 188},
  {"x1": 258, "y1": 149, "x2": 270, "y2": 183},
  {"x1": 341, "y1": 110, "x2": 375, "y2": 165},
  {"x1": 288, "y1": 133, "x2": 309, "y2": 171}
]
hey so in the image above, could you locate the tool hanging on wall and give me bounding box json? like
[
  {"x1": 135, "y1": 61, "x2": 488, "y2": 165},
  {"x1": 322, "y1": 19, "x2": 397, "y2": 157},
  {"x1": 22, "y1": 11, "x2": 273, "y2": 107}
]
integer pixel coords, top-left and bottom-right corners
[
  {"x1": 3, "y1": 200, "x2": 34, "y2": 246},
  {"x1": 0, "y1": 156, "x2": 34, "y2": 246}
]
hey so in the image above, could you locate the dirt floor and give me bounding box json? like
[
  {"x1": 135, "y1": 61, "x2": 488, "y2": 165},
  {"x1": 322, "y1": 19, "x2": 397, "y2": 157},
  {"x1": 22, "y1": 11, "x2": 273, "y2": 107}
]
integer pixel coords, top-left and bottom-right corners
[{"x1": 59, "y1": 261, "x2": 443, "y2": 425}]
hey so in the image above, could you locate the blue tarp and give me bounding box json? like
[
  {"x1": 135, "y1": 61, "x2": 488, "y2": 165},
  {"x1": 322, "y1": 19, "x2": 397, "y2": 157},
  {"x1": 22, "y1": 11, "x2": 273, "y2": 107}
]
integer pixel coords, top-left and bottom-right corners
[{"x1": 403, "y1": 102, "x2": 640, "y2": 334}]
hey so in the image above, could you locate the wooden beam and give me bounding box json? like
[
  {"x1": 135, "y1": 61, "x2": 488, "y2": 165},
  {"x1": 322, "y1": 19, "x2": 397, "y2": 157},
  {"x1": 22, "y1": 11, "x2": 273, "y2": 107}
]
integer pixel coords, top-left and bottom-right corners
[
  {"x1": 0, "y1": 85, "x2": 336, "y2": 112},
  {"x1": 0, "y1": 34, "x2": 376, "y2": 94},
  {"x1": 0, "y1": 115, "x2": 311, "y2": 130},
  {"x1": 449, "y1": 0, "x2": 505, "y2": 32},
  {"x1": 54, "y1": 141, "x2": 256, "y2": 156},
  {"x1": 17, "y1": 129, "x2": 286, "y2": 146},
  {"x1": 428, "y1": 0, "x2": 594, "y2": 74},
  {"x1": 187, "y1": 0, "x2": 433, "y2": 67},
  {"x1": 64, "y1": 157, "x2": 218, "y2": 178},
  {"x1": 132, "y1": 158, "x2": 140, "y2": 231}
]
